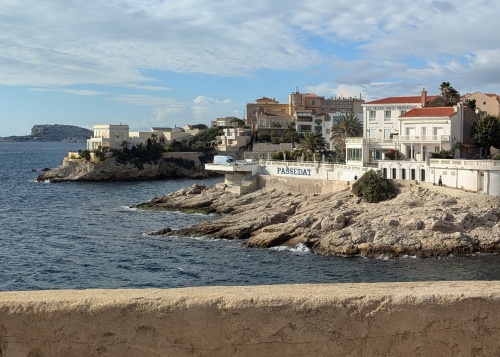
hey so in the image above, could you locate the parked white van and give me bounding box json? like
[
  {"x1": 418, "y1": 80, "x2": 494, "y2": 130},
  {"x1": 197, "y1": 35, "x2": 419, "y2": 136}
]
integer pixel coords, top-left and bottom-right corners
[{"x1": 213, "y1": 155, "x2": 235, "y2": 165}]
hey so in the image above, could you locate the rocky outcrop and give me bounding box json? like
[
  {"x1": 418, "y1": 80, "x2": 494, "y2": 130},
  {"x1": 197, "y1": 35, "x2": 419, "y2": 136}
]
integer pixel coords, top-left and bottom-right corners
[
  {"x1": 138, "y1": 183, "x2": 500, "y2": 258},
  {"x1": 0, "y1": 282, "x2": 498, "y2": 356},
  {"x1": 37, "y1": 157, "x2": 212, "y2": 182},
  {"x1": 0, "y1": 124, "x2": 92, "y2": 142}
]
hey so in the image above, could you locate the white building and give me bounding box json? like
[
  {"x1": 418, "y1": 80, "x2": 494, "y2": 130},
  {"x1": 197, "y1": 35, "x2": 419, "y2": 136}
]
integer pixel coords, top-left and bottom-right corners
[
  {"x1": 87, "y1": 124, "x2": 195, "y2": 150},
  {"x1": 87, "y1": 124, "x2": 130, "y2": 150},
  {"x1": 217, "y1": 127, "x2": 252, "y2": 151},
  {"x1": 345, "y1": 90, "x2": 441, "y2": 165}
]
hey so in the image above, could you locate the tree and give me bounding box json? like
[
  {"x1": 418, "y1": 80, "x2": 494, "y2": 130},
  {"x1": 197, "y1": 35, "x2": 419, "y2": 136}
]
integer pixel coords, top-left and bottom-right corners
[
  {"x1": 298, "y1": 131, "x2": 327, "y2": 153},
  {"x1": 283, "y1": 124, "x2": 299, "y2": 144},
  {"x1": 471, "y1": 114, "x2": 500, "y2": 157},
  {"x1": 229, "y1": 117, "x2": 245, "y2": 127},
  {"x1": 352, "y1": 170, "x2": 397, "y2": 203},
  {"x1": 439, "y1": 82, "x2": 460, "y2": 105},
  {"x1": 330, "y1": 113, "x2": 363, "y2": 157},
  {"x1": 465, "y1": 98, "x2": 477, "y2": 110}
]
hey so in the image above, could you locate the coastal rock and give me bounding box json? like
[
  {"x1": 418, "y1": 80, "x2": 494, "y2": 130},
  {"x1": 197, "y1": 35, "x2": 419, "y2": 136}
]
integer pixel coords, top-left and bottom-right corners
[
  {"x1": 138, "y1": 184, "x2": 500, "y2": 258},
  {"x1": 37, "y1": 157, "x2": 213, "y2": 183}
]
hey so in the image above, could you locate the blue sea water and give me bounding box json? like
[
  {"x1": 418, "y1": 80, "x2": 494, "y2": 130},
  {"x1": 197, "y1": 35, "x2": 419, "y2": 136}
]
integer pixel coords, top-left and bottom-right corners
[{"x1": 0, "y1": 142, "x2": 499, "y2": 291}]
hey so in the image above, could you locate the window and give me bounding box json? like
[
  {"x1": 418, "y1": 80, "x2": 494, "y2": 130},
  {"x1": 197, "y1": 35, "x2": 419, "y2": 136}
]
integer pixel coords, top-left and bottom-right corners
[
  {"x1": 369, "y1": 110, "x2": 376, "y2": 120},
  {"x1": 400, "y1": 110, "x2": 407, "y2": 116},
  {"x1": 369, "y1": 149, "x2": 383, "y2": 160},
  {"x1": 315, "y1": 126, "x2": 322, "y2": 133},
  {"x1": 347, "y1": 148, "x2": 362, "y2": 161},
  {"x1": 384, "y1": 129, "x2": 391, "y2": 140},
  {"x1": 312, "y1": 100, "x2": 315, "y2": 105},
  {"x1": 384, "y1": 110, "x2": 391, "y2": 120},
  {"x1": 368, "y1": 129, "x2": 376, "y2": 138}
]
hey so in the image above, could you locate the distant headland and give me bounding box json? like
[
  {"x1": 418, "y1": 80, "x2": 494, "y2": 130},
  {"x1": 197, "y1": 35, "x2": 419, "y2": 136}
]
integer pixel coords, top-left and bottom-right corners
[{"x1": 0, "y1": 124, "x2": 92, "y2": 143}]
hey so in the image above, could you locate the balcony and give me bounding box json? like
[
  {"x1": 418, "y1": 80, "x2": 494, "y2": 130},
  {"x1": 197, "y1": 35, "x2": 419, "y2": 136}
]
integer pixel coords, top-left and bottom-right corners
[{"x1": 393, "y1": 135, "x2": 450, "y2": 143}]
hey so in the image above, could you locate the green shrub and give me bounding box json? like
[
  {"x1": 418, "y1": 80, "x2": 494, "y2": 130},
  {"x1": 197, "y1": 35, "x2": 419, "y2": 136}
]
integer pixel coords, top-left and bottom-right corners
[
  {"x1": 111, "y1": 142, "x2": 164, "y2": 169},
  {"x1": 78, "y1": 149, "x2": 91, "y2": 160},
  {"x1": 492, "y1": 153, "x2": 500, "y2": 160},
  {"x1": 352, "y1": 170, "x2": 397, "y2": 203},
  {"x1": 430, "y1": 150, "x2": 454, "y2": 159}
]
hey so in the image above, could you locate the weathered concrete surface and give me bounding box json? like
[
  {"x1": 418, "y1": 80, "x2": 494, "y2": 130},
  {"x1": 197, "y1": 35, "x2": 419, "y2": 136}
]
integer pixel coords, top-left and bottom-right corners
[{"x1": 0, "y1": 282, "x2": 499, "y2": 356}]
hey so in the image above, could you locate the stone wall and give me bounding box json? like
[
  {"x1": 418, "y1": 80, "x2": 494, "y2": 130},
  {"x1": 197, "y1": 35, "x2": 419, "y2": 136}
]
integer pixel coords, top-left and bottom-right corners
[
  {"x1": 0, "y1": 282, "x2": 498, "y2": 357},
  {"x1": 259, "y1": 175, "x2": 350, "y2": 195}
]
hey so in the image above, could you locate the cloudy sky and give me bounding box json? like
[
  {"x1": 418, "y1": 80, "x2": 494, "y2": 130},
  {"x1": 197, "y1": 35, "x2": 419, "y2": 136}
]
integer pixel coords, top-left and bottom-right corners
[{"x1": 2, "y1": 0, "x2": 500, "y2": 136}]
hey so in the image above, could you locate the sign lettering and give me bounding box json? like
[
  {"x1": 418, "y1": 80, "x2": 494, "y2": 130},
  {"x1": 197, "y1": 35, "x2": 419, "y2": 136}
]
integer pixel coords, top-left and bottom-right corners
[{"x1": 276, "y1": 167, "x2": 312, "y2": 176}]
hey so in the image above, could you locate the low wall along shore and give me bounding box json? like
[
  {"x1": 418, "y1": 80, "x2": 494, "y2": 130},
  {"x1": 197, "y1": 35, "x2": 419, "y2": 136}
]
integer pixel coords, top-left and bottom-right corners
[{"x1": 0, "y1": 281, "x2": 499, "y2": 356}]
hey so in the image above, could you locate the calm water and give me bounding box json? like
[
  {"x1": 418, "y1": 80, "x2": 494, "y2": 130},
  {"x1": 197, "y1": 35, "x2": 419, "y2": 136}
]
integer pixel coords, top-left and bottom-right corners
[{"x1": 0, "y1": 142, "x2": 498, "y2": 291}]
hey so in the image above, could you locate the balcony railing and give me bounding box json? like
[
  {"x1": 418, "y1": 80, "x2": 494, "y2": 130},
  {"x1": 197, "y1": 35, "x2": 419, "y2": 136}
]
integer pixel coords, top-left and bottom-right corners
[{"x1": 393, "y1": 135, "x2": 451, "y2": 143}]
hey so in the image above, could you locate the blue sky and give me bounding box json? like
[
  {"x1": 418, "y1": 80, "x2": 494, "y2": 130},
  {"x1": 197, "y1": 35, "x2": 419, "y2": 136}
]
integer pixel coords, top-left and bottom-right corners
[{"x1": 2, "y1": 0, "x2": 500, "y2": 136}]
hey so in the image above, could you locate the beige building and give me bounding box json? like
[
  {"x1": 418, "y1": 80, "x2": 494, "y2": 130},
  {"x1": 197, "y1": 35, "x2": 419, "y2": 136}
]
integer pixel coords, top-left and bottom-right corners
[
  {"x1": 246, "y1": 97, "x2": 290, "y2": 127},
  {"x1": 462, "y1": 91, "x2": 500, "y2": 116},
  {"x1": 289, "y1": 91, "x2": 364, "y2": 116}
]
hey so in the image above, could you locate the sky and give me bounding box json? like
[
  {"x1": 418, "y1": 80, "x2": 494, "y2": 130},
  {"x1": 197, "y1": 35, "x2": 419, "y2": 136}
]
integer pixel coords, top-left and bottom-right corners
[{"x1": 2, "y1": 0, "x2": 500, "y2": 136}]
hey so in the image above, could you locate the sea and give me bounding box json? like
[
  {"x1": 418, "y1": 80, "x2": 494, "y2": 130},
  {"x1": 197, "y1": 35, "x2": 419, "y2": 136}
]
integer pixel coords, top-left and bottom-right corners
[{"x1": 0, "y1": 141, "x2": 499, "y2": 291}]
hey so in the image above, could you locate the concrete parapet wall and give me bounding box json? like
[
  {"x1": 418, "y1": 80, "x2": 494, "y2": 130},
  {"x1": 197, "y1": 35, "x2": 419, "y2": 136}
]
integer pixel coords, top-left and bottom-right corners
[
  {"x1": 259, "y1": 175, "x2": 350, "y2": 195},
  {"x1": 0, "y1": 282, "x2": 498, "y2": 357}
]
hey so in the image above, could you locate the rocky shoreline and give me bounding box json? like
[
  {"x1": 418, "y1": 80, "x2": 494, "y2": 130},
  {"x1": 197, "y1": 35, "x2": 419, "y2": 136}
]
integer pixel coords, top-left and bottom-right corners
[
  {"x1": 36, "y1": 157, "x2": 216, "y2": 182},
  {"x1": 136, "y1": 183, "x2": 500, "y2": 258}
]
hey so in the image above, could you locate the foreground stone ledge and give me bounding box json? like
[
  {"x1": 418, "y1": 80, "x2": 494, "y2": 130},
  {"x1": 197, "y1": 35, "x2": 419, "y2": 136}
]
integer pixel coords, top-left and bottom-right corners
[{"x1": 0, "y1": 281, "x2": 499, "y2": 356}]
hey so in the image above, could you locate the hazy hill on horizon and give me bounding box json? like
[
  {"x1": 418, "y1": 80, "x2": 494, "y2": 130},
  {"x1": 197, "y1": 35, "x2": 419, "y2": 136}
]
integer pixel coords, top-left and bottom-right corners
[{"x1": 0, "y1": 124, "x2": 92, "y2": 143}]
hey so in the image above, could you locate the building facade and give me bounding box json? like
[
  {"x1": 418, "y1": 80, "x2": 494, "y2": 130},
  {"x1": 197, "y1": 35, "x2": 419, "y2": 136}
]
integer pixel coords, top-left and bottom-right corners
[{"x1": 461, "y1": 91, "x2": 500, "y2": 116}]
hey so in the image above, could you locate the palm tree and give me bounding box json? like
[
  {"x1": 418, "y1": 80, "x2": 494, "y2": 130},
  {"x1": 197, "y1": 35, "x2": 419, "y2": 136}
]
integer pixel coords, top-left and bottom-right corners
[
  {"x1": 329, "y1": 113, "x2": 362, "y2": 157},
  {"x1": 439, "y1": 81, "x2": 460, "y2": 105},
  {"x1": 298, "y1": 131, "x2": 327, "y2": 154}
]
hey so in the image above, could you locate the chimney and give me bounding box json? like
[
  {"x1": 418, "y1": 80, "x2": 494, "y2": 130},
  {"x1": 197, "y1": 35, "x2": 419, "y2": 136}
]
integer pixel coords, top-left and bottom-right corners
[{"x1": 421, "y1": 88, "x2": 427, "y2": 107}]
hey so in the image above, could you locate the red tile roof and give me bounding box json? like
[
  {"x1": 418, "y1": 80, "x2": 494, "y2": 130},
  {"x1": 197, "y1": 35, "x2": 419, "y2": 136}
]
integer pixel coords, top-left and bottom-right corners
[
  {"x1": 255, "y1": 97, "x2": 279, "y2": 103},
  {"x1": 365, "y1": 95, "x2": 438, "y2": 104},
  {"x1": 399, "y1": 107, "x2": 456, "y2": 118}
]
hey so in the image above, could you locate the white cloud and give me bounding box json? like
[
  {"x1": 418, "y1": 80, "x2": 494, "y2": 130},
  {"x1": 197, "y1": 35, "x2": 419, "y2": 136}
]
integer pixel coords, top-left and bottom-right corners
[
  {"x1": 4, "y1": 0, "x2": 500, "y2": 135},
  {"x1": 0, "y1": 0, "x2": 321, "y2": 87},
  {"x1": 65, "y1": 89, "x2": 106, "y2": 96},
  {"x1": 193, "y1": 95, "x2": 231, "y2": 105}
]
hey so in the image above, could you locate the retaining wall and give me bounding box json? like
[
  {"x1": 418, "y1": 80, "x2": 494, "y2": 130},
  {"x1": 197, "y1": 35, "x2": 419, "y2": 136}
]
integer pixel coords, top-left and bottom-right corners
[
  {"x1": 258, "y1": 175, "x2": 350, "y2": 195},
  {"x1": 0, "y1": 281, "x2": 498, "y2": 356}
]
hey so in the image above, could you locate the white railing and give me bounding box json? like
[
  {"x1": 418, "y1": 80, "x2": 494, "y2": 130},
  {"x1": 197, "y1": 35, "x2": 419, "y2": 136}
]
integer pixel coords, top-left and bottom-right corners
[
  {"x1": 430, "y1": 159, "x2": 500, "y2": 168},
  {"x1": 393, "y1": 135, "x2": 451, "y2": 143}
]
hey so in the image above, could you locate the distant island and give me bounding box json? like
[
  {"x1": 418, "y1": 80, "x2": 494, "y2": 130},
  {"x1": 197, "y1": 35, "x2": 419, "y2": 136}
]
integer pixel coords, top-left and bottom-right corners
[{"x1": 0, "y1": 124, "x2": 92, "y2": 143}]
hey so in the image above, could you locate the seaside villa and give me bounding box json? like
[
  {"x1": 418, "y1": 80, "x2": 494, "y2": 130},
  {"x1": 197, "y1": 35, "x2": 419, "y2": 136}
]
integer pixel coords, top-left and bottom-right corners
[{"x1": 207, "y1": 89, "x2": 500, "y2": 196}]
